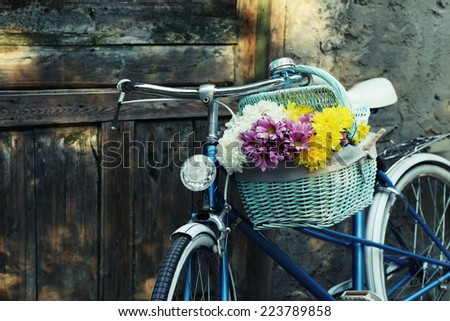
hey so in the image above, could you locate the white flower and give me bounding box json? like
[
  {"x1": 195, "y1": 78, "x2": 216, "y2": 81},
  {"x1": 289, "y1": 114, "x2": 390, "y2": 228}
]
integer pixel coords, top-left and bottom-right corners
[
  {"x1": 216, "y1": 128, "x2": 247, "y2": 175},
  {"x1": 242, "y1": 100, "x2": 284, "y2": 122},
  {"x1": 217, "y1": 100, "x2": 285, "y2": 174}
]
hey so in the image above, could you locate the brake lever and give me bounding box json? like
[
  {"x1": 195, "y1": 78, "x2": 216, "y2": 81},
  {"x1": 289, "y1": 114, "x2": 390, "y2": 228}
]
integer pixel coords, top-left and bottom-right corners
[{"x1": 111, "y1": 91, "x2": 125, "y2": 131}]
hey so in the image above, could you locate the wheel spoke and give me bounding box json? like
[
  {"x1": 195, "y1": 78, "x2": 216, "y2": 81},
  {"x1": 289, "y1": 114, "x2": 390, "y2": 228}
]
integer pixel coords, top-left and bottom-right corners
[
  {"x1": 150, "y1": 235, "x2": 229, "y2": 301},
  {"x1": 366, "y1": 163, "x2": 450, "y2": 301}
]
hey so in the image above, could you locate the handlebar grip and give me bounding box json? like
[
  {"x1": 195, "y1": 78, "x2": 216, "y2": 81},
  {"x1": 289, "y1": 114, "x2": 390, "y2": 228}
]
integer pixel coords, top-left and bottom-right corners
[{"x1": 116, "y1": 79, "x2": 132, "y2": 92}]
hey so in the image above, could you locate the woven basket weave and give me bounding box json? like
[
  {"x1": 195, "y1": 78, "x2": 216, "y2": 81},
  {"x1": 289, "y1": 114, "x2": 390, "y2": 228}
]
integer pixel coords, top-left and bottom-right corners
[
  {"x1": 234, "y1": 65, "x2": 376, "y2": 230},
  {"x1": 236, "y1": 158, "x2": 377, "y2": 230},
  {"x1": 239, "y1": 85, "x2": 340, "y2": 114}
]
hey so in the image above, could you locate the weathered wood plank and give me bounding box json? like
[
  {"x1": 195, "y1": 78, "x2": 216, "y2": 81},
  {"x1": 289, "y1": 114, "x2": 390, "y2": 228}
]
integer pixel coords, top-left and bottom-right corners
[
  {"x1": 0, "y1": 130, "x2": 36, "y2": 300},
  {"x1": 0, "y1": 45, "x2": 235, "y2": 89},
  {"x1": 0, "y1": 89, "x2": 239, "y2": 128},
  {"x1": 269, "y1": 0, "x2": 287, "y2": 61},
  {"x1": 132, "y1": 120, "x2": 195, "y2": 299},
  {"x1": 0, "y1": 0, "x2": 263, "y2": 301},
  {"x1": 255, "y1": 0, "x2": 271, "y2": 81},
  {"x1": 34, "y1": 126, "x2": 99, "y2": 300},
  {"x1": 235, "y1": 0, "x2": 258, "y2": 84},
  {"x1": 0, "y1": 1, "x2": 237, "y2": 45},
  {"x1": 99, "y1": 121, "x2": 134, "y2": 300}
]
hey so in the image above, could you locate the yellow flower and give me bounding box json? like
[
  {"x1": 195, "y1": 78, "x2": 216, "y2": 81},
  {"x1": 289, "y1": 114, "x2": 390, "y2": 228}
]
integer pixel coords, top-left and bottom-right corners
[
  {"x1": 285, "y1": 102, "x2": 315, "y2": 120},
  {"x1": 352, "y1": 121, "x2": 371, "y2": 145},
  {"x1": 312, "y1": 106, "x2": 354, "y2": 151},
  {"x1": 294, "y1": 134, "x2": 330, "y2": 171}
]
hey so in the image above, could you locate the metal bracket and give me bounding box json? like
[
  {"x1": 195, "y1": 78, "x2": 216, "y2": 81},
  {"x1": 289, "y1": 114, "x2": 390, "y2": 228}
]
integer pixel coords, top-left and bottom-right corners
[
  {"x1": 376, "y1": 185, "x2": 409, "y2": 216},
  {"x1": 214, "y1": 205, "x2": 232, "y2": 257},
  {"x1": 198, "y1": 84, "x2": 216, "y2": 106}
]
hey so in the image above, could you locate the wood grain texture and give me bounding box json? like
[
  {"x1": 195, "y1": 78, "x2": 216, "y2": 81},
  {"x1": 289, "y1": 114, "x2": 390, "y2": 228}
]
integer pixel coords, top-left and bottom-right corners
[
  {"x1": 0, "y1": 89, "x2": 239, "y2": 128},
  {"x1": 0, "y1": 130, "x2": 36, "y2": 300},
  {"x1": 0, "y1": 1, "x2": 237, "y2": 45},
  {"x1": 235, "y1": 0, "x2": 257, "y2": 84},
  {"x1": 132, "y1": 120, "x2": 195, "y2": 299},
  {"x1": 99, "y1": 121, "x2": 134, "y2": 300},
  {"x1": 34, "y1": 126, "x2": 99, "y2": 300},
  {"x1": 0, "y1": 0, "x2": 265, "y2": 301},
  {"x1": 0, "y1": 45, "x2": 235, "y2": 89},
  {"x1": 269, "y1": 0, "x2": 287, "y2": 61}
]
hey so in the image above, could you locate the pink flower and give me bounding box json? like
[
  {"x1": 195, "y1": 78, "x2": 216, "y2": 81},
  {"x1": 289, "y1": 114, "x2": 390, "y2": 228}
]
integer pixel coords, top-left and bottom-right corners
[
  {"x1": 240, "y1": 117, "x2": 288, "y2": 171},
  {"x1": 254, "y1": 116, "x2": 286, "y2": 140},
  {"x1": 240, "y1": 131, "x2": 261, "y2": 154},
  {"x1": 341, "y1": 132, "x2": 349, "y2": 147},
  {"x1": 299, "y1": 112, "x2": 314, "y2": 123},
  {"x1": 238, "y1": 114, "x2": 318, "y2": 171},
  {"x1": 248, "y1": 146, "x2": 283, "y2": 171},
  {"x1": 285, "y1": 121, "x2": 314, "y2": 159}
]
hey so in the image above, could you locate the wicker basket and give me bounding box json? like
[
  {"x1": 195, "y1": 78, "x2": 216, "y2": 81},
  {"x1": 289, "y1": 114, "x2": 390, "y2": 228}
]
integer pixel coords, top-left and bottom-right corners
[
  {"x1": 239, "y1": 84, "x2": 340, "y2": 113},
  {"x1": 236, "y1": 156, "x2": 377, "y2": 230},
  {"x1": 234, "y1": 65, "x2": 376, "y2": 230}
]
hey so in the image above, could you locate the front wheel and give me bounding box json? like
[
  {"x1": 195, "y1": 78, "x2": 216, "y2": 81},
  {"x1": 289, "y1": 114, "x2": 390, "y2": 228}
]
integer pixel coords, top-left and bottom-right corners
[
  {"x1": 151, "y1": 233, "x2": 234, "y2": 301},
  {"x1": 366, "y1": 155, "x2": 450, "y2": 300}
]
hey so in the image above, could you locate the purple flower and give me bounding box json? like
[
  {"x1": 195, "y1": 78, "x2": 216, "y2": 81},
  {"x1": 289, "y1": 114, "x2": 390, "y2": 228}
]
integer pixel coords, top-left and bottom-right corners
[
  {"x1": 240, "y1": 119, "x2": 287, "y2": 171},
  {"x1": 289, "y1": 122, "x2": 314, "y2": 148},
  {"x1": 291, "y1": 121, "x2": 314, "y2": 137},
  {"x1": 248, "y1": 147, "x2": 282, "y2": 171},
  {"x1": 239, "y1": 116, "x2": 317, "y2": 171},
  {"x1": 282, "y1": 117, "x2": 295, "y2": 129},
  {"x1": 341, "y1": 132, "x2": 349, "y2": 147},
  {"x1": 254, "y1": 116, "x2": 286, "y2": 140},
  {"x1": 240, "y1": 131, "x2": 262, "y2": 154},
  {"x1": 299, "y1": 112, "x2": 314, "y2": 123}
]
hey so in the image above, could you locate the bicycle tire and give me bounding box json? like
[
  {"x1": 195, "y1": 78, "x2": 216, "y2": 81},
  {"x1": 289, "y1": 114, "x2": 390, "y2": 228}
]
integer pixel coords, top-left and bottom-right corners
[
  {"x1": 151, "y1": 233, "x2": 231, "y2": 301},
  {"x1": 366, "y1": 154, "x2": 450, "y2": 300}
]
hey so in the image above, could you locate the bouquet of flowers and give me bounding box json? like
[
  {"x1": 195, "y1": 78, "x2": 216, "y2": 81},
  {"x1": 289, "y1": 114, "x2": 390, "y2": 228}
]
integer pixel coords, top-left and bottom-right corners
[{"x1": 217, "y1": 100, "x2": 370, "y2": 175}]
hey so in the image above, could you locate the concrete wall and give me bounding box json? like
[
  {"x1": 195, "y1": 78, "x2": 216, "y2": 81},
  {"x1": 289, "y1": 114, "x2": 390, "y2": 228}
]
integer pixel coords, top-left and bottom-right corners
[
  {"x1": 282, "y1": 0, "x2": 449, "y2": 142},
  {"x1": 269, "y1": 0, "x2": 449, "y2": 300}
]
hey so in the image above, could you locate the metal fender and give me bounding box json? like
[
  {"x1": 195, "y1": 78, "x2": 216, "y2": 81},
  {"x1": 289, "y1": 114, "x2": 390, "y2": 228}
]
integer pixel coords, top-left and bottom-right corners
[
  {"x1": 385, "y1": 153, "x2": 450, "y2": 185},
  {"x1": 170, "y1": 222, "x2": 216, "y2": 240}
]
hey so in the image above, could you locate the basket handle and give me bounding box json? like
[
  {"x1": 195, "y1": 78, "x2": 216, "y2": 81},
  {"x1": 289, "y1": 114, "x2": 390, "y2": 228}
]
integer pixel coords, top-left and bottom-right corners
[{"x1": 294, "y1": 65, "x2": 350, "y2": 107}]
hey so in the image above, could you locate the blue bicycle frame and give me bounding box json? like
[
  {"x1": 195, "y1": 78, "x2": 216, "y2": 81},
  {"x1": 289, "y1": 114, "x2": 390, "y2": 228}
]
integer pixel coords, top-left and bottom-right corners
[
  {"x1": 115, "y1": 61, "x2": 450, "y2": 302},
  {"x1": 191, "y1": 136, "x2": 450, "y2": 301}
]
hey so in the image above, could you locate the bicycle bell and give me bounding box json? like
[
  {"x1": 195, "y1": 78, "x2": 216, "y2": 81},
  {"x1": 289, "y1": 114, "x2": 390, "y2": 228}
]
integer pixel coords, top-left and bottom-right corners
[
  {"x1": 268, "y1": 57, "x2": 296, "y2": 78},
  {"x1": 269, "y1": 57, "x2": 310, "y2": 86},
  {"x1": 180, "y1": 154, "x2": 217, "y2": 191}
]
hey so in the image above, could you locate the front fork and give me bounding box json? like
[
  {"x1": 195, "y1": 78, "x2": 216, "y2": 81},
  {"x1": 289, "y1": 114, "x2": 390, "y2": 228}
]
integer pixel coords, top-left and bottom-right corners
[
  {"x1": 197, "y1": 140, "x2": 232, "y2": 300},
  {"x1": 190, "y1": 199, "x2": 231, "y2": 300}
]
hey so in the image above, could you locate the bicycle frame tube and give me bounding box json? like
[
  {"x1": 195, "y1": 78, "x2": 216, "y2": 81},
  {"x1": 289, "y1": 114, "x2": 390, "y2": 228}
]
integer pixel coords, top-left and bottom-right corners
[
  {"x1": 352, "y1": 211, "x2": 365, "y2": 291},
  {"x1": 220, "y1": 238, "x2": 230, "y2": 301},
  {"x1": 225, "y1": 204, "x2": 335, "y2": 301},
  {"x1": 183, "y1": 260, "x2": 193, "y2": 300},
  {"x1": 203, "y1": 138, "x2": 231, "y2": 300},
  {"x1": 204, "y1": 143, "x2": 219, "y2": 209},
  {"x1": 299, "y1": 226, "x2": 450, "y2": 269},
  {"x1": 405, "y1": 272, "x2": 450, "y2": 301}
]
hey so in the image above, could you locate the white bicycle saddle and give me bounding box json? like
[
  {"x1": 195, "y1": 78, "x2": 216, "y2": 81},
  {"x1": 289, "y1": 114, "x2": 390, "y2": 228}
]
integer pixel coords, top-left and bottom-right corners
[{"x1": 347, "y1": 77, "x2": 398, "y2": 109}]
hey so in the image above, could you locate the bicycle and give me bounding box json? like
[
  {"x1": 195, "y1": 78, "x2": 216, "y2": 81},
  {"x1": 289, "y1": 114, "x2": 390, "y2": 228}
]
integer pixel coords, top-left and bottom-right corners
[{"x1": 114, "y1": 58, "x2": 450, "y2": 301}]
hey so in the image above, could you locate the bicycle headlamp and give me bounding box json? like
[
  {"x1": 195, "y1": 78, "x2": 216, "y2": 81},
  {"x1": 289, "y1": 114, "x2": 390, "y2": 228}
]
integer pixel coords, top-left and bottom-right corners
[{"x1": 180, "y1": 155, "x2": 217, "y2": 191}]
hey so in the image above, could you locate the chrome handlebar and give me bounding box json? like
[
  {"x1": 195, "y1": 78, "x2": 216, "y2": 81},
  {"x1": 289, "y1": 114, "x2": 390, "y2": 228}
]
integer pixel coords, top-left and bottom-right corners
[
  {"x1": 112, "y1": 58, "x2": 310, "y2": 130},
  {"x1": 117, "y1": 74, "x2": 309, "y2": 100}
]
